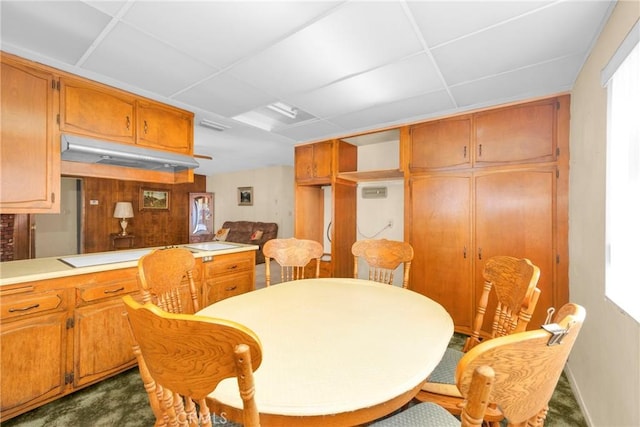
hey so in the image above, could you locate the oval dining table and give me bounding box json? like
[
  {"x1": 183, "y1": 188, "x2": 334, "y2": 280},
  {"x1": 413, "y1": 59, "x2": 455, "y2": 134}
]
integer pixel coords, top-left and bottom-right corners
[{"x1": 199, "y1": 277, "x2": 453, "y2": 427}]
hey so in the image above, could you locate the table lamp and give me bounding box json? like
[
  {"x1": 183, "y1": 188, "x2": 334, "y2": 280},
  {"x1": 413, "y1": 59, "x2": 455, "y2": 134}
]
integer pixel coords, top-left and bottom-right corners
[{"x1": 113, "y1": 202, "x2": 134, "y2": 236}]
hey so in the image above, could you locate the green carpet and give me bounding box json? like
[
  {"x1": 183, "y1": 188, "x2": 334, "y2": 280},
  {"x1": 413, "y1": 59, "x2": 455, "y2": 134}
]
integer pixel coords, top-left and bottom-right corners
[{"x1": 2, "y1": 334, "x2": 586, "y2": 426}]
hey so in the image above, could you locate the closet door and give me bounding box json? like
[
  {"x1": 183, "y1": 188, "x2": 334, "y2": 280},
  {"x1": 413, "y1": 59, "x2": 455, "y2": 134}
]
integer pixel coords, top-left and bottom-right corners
[
  {"x1": 410, "y1": 174, "x2": 474, "y2": 331},
  {"x1": 474, "y1": 168, "x2": 556, "y2": 330}
]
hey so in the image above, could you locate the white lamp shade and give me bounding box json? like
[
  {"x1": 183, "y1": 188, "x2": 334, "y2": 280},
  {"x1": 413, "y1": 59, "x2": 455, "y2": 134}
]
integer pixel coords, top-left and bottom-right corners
[{"x1": 113, "y1": 202, "x2": 134, "y2": 218}]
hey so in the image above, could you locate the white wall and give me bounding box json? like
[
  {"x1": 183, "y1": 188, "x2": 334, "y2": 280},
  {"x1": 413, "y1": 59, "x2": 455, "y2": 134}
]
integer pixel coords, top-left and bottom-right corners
[
  {"x1": 569, "y1": 3, "x2": 639, "y2": 426},
  {"x1": 355, "y1": 180, "x2": 405, "y2": 285},
  {"x1": 206, "y1": 165, "x2": 295, "y2": 238}
]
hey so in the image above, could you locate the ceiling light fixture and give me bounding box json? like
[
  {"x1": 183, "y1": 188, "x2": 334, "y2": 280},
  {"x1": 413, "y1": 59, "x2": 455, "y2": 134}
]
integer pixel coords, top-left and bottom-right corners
[
  {"x1": 200, "y1": 119, "x2": 230, "y2": 131},
  {"x1": 267, "y1": 102, "x2": 298, "y2": 119}
]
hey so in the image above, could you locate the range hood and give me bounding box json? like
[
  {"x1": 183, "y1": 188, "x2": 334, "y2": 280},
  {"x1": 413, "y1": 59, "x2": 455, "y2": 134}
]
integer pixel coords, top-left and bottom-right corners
[{"x1": 60, "y1": 134, "x2": 199, "y2": 172}]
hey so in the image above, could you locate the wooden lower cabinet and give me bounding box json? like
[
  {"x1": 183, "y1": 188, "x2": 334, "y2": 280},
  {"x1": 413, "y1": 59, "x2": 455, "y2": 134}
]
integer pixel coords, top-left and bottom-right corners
[
  {"x1": 202, "y1": 251, "x2": 255, "y2": 305},
  {"x1": 0, "y1": 249, "x2": 255, "y2": 422},
  {"x1": 0, "y1": 288, "x2": 70, "y2": 420}
]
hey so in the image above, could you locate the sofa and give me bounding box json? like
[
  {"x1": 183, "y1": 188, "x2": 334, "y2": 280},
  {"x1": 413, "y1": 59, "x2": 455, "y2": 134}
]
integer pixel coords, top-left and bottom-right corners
[{"x1": 217, "y1": 221, "x2": 278, "y2": 264}]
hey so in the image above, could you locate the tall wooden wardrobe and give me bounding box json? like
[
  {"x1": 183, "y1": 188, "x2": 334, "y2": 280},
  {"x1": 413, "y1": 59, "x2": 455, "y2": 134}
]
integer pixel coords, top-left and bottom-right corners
[{"x1": 294, "y1": 95, "x2": 570, "y2": 334}]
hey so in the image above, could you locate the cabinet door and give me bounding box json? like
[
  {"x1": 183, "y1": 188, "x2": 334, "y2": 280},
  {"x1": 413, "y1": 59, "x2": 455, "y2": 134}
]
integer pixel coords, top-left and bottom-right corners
[
  {"x1": 409, "y1": 174, "x2": 474, "y2": 331},
  {"x1": 410, "y1": 116, "x2": 472, "y2": 170},
  {"x1": 60, "y1": 78, "x2": 135, "y2": 143},
  {"x1": 0, "y1": 312, "x2": 68, "y2": 418},
  {"x1": 312, "y1": 141, "x2": 333, "y2": 180},
  {"x1": 1, "y1": 57, "x2": 59, "y2": 213},
  {"x1": 295, "y1": 142, "x2": 332, "y2": 183},
  {"x1": 475, "y1": 99, "x2": 557, "y2": 165},
  {"x1": 136, "y1": 101, "x2": 193, "y2": 154},
  {"x1": 474, "y1": 168, "x2": 556, "y2": 330},
  {"x1": 74, "y1": 298, "x2": 137, "y2": 387}
]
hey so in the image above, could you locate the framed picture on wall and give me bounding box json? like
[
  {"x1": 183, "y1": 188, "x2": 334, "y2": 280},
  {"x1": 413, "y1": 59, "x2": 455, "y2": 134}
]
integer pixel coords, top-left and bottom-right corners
[
  {"x1": 140, "y1": 188, "x2": 170, "y2": 210},
  {"x1": 238, "y1": 187, "x2": 253, "y2": 206}
]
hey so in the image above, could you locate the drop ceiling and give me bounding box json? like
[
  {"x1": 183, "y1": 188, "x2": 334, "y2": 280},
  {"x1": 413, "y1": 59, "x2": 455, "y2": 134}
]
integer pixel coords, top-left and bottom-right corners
[{"x1": 1, "y1": 0, "x2": 615, "y2": 175}]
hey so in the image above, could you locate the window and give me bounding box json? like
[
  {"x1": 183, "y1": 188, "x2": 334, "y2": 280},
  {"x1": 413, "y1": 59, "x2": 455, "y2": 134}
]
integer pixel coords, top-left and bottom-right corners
[{"x1": 603, "y1": 21, "x2": 640, "y2": 322}]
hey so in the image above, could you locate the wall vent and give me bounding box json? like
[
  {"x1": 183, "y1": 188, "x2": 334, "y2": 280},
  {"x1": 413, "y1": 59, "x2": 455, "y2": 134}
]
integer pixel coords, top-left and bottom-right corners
[{"x1": 362, "y1": 187, "x2": 387, "y2": 199}]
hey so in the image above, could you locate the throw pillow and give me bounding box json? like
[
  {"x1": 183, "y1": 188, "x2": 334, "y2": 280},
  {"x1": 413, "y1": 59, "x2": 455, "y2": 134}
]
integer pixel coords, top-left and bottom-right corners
[
  {"x1": 214, "y1": 228, "x2": 230, "y2": 241},
  {"x1": 250, "y1": 230, "x2": 264, "y2": 241}
]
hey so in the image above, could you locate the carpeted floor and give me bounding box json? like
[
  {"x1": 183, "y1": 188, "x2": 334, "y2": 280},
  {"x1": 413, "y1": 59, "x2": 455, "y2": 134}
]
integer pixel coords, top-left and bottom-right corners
[{"x1": 3, "y1": 263, "x2": 587, "y2": 426}]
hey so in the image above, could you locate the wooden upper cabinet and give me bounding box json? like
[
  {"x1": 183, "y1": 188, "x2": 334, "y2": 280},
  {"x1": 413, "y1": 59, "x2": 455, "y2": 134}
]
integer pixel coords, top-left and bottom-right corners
[
  {"x1": 474, "y1": 98, "x2": 557, "y2": 165},
  {"x1": 59, "y1": 77, "x2": 135, "y2": 144},
  {"x1": 295, "y1": 141, "x2": 333, "y2": 183},
  {"x1": 410, "y1": 116, "x2": 472, "y2": 170},
  {"x1": 136, "y1": 100, "x2": 193, "y2": 154},
  {"x1": 0, "y1": 55, "x2": 59, "y2": 213}
]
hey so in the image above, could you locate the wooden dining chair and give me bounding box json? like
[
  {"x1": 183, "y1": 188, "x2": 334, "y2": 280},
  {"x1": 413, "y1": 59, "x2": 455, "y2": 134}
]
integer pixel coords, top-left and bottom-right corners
[
  {"x1": 263, "y1": 237, "x2": 323, "y2": 286},
  {"x1": 351, "y1": 239, "x2": 414, "y2": 288},
  {"x1": 136, "y1": 247, "x2": 201, "y2": 425},
  {"x1": 122, "y1": 295, "x2": 263, "y2": 427},
  {"x1": 373, "y1": 303, "x2": 586, "y2": 427},
  {"x1": 137, "y1": 247, "x2": 200, "y2": 313},
  {"x1": 415, "y1": 256, "x2": 541, "y2": 417}
]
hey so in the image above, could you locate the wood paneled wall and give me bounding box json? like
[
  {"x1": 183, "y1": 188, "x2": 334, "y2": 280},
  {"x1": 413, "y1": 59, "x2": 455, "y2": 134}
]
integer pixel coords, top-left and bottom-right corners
[{"x1": 83, "y1": 174, "x2": 206, "y2": 253}]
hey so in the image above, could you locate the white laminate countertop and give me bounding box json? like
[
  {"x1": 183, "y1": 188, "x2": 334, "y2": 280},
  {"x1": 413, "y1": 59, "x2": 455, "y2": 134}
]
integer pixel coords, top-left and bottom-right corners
[{"x1": 0, "y1": 242, "x2": 258, "y2": 287}]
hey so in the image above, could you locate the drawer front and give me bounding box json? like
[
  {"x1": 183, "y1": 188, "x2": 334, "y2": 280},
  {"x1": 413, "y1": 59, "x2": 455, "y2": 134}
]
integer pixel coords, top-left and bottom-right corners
[
  {"x1": 76, "y1": 270, "x2": 139, "y2": 304},
  {"x1": 210, "y1": 252, "x2": 253, "y2": 275},
  {"x1": 1, "y1": 290, "x2": 67, "y2": 321},
  {"x1": 206, "y1": 272, "x2": 253, "y2": 304}
]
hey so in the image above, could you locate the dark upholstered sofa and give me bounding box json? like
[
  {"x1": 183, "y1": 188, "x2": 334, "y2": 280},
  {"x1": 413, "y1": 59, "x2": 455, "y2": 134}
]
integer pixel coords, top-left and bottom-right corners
[{"x1": 220, "y1": 221, "x2": 278, "y2": 264}]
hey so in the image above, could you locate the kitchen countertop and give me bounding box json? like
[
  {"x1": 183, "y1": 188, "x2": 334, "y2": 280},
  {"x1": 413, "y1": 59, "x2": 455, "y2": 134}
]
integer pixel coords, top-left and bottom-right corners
[{"x1": 0, "y1": 242, "x2": 258, "y2": 287}]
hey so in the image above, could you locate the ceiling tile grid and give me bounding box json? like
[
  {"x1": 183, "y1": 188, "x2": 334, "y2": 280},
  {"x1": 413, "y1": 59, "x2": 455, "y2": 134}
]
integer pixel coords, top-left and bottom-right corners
[{"x1": 0, "y1": 0, "x2": 615, "y2": 174}]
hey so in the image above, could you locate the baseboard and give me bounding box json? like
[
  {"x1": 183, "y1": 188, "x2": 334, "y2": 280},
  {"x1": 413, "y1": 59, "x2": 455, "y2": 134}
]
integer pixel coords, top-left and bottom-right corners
[{"x1": 564, "y1": 362, "x2": 594, "y2": 427}]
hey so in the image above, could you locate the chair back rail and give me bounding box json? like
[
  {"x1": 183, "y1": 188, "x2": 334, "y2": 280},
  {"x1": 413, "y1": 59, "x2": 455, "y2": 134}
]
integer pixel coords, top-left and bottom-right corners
[
  {"x1": 351, "y1": 239, "x2": 414, "y2": 288},
  {"x1": 263, "y1": 238, "x2": 323, "y2": 286}
]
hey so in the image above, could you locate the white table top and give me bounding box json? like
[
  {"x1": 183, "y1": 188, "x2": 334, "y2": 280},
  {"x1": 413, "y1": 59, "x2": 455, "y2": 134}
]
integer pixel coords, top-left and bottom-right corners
[{"x1": 198, "y1": 278, "x2": 453, "y2": 424}]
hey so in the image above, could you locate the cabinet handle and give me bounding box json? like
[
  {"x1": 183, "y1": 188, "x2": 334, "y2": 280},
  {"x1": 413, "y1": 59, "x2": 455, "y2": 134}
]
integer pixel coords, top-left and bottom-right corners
[
  {"x1": 9, "y1": 303, "x2": 40, "y2": 312},
  {"x1": 478, "y1": 248, "x2": 482, "y2": 260},
  {"x1": 463, "y1": 246, "x2": 467, "y2": 258},
  {"x1": 225, "y1": 285, "x2": 238, "y2": 291},
  {"x1": 463, "y1": 145, "x2": 467, "y2": 158},
  {"x1": 144, "y1": 120, "x2": 148, "y2": 134},
  {"x1": 104, "y1": 287, "x2": 125, "y2": 294},
  {"x1": 227, "y1": 264, "x2": 238, "y2": 270},
  {"x1": 478, "y1": 144, "x2": 483, "y2": 157},
  {"x1": 126, "y1": 115, "x2": 130, "y2": 130}
]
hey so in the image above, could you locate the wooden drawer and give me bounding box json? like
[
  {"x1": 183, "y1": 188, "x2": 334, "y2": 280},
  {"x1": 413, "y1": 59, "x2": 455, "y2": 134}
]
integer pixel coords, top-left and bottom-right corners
[
  {"x1": 1, "y1": 289, "x2": 67, "y2": 321},
  {"x1": 208, "y1": 252, "x2": 253, "y2": 275},
  {"x1": 207, "y1": 271, "x2": 253, "y2": 303},
  {"x1": 75, "y1": 269, "x2": 139, "y2": 304}
]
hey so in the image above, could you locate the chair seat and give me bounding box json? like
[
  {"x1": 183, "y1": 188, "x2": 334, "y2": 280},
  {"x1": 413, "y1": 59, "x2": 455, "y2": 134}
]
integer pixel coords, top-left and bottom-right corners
[
  {"x1": 421, "y1": 347, "x2": 464, "y2": 397},
  {"x1": 370, "y1": 402, "x2": 461, "y2": 426}
]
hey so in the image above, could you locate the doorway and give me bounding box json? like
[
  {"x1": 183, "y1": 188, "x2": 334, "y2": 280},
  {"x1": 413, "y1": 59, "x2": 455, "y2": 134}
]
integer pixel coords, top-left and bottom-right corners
[{"x1": 34, "y1": 177, "x2": 82, "y2": 258}]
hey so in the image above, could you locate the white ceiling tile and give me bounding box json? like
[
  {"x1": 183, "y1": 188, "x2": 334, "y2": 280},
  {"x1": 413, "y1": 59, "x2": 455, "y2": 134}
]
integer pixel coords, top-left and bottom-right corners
[
  {"x1": 407, "y1": 1, "x2": 551, "y2": 47},
  {"x1": 329, "y1": 90, "x2": 456, "y2": 131},
  {"x1": 432, "y1": 1, "x2": 612, "y2": 85},
  {"x1": 288, "y1": 53, "x2": 444, "y2": 118},
  {"x1": 450, "y1": 54, "x2": 582, "y2": 108},
  {"x1": 274, "y1": 119, "x2": 346, "y2": 142},
  {"x1": 121, "y1": 1, "x2": 341, "y2": 68},
  {"x1": 0, "y1": 1, "x2": 111, "y2": 64},
  {"x1": 176, "y1": 73, "x2": 275, "y2": 117},
  {"x1": 82, "y1": 22, "x2": 215, "y2": 96},
  {"x1": 229, "y1": 1, "x2": 423, "y2": 96},
  {"x1": 83, "y1": 1, "x2": 129, "y2": 17}
]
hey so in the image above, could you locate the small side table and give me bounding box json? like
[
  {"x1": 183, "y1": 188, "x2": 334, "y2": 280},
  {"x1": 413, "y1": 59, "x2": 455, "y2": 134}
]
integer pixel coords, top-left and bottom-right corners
[{"x1": 110, "y1": 233, "x2": 135, "y2": 250}]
